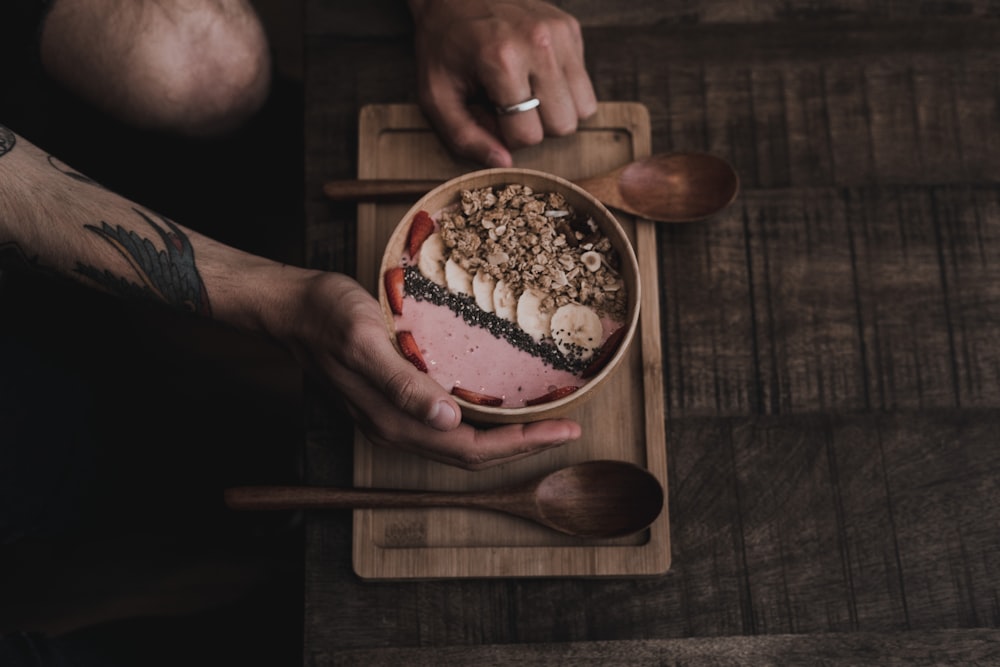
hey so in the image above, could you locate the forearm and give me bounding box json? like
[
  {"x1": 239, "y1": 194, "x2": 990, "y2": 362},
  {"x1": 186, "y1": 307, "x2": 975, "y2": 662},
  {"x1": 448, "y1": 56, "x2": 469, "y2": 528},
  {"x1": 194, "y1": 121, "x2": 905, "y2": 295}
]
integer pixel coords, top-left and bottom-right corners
[{"x1": 0, "y1": 124, "x2": 309, "y2": 340}]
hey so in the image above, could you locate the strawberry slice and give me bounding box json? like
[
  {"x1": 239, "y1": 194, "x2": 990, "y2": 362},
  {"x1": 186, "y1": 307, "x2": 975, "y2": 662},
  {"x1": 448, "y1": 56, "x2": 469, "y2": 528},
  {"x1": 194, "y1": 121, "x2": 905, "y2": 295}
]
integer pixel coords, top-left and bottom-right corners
[
  {"x1": 395, "y1": 330, "x2": 427, "y2": 372},
  {"x1": 384, "y1": 266, "x2": 405, "y2": 315},
  {"x1": 525, "y1": 385, "x2": 579, "y2": 406},
  {"x1": 451, "y1": 385, "x2": 503, "y2": 407},
  {"x1": 407, "y1": 210, "x2": 435, "y2": 258},
  {"x1": 580, "y1": 326, "x2": 627, "y2": 379}
]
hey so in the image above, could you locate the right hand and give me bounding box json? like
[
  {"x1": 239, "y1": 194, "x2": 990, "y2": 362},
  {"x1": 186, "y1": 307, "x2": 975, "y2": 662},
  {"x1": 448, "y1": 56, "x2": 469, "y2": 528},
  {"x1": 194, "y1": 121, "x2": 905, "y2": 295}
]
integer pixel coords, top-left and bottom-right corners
[{"x1": 408, "y1": 0, "x2": 598, "y2": 168}]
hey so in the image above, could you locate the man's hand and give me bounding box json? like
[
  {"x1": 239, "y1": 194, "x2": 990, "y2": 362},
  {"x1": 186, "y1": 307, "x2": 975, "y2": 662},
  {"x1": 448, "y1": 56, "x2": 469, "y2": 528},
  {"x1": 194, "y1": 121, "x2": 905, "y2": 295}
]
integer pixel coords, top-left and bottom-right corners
[
  {"x1": 0, "y1": 126, "x2": 581, "y2": 472},
  {"x1": 282, "y1": 272, "x2": 582, "y2": 470},
  {"x1": 408, "y1": 0, "x2": 598, "y2": 168}
]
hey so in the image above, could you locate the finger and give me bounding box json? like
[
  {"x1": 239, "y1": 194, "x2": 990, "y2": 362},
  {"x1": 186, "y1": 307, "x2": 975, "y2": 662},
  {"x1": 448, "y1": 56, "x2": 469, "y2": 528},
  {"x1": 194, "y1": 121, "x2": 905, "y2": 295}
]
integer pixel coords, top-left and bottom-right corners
[
  {"x1": 494, "y1": 94, "x2": 545, "y2": 149},
  {"x1": 392, "y1": 419, "x2": 581, "y2": 470},
  {"x1": 561, "y1": 54, "x2": 598, "y2": 120},
  {"x1": 553, "y1": 16, "x2": 598, "y2": 119},
  {"x1": 530, "y1": 76, "x2": 577, "y2": 138},
  {"x1": 462, "y1": 419, "x2": 582, "y2": 469},
  {"x1": 336, "y1": 323, "x2": 583, "y2": 467},
  {"x1": 483, "y1": 53, "x2": 545, "y2": 149},
  {"x1": 497, "y1": 93, "x2": 545, "y2": 150},
  {"x1": 332, "y1": 356, "x2": 581, "y2": 469},
  {"x1": 420, "y1": 70, "x2": 513, "y2": 168},
  {"x1": 357, "y1": 407, "x2": 582, "y2": 471},
  {"x1": 521, "y1": 41, "x2": 579, "y2": 137},
  {"x1": 338, "y1": 364, "x2": 581, "y2": 470},
  {"x1": 337, "y1": 363, "x2": 465, "y2": 439},
  {"x1": 343, "y1": 324, "x2": 462, "y2": 431}
]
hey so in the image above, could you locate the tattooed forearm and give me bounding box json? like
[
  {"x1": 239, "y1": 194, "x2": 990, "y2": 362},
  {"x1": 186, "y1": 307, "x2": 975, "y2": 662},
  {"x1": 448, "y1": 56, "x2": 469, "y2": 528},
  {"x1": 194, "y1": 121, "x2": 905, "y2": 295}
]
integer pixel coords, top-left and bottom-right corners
[
  {"x1": 0, "y1": 123, "x2": 101, "y2": 186},
  {"x1": 1, "y1": 127, "x2": 208, "y2": 314},
  {"x1": 0, "y1": 126, "x2": 15, "y2": 158},
  {"x1": 76, "y1": 209, "x2": 212, "y2": 316},
  {"x1": 48, "y1": 155, "x2": 104, "y2": 188}
]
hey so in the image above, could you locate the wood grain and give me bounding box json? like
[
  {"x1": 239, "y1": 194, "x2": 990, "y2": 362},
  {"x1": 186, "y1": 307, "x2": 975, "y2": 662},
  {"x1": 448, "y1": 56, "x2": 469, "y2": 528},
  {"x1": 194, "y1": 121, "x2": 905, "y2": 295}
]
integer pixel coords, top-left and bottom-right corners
[
  {"x1": 305, "y1": 410, "x2": 1000, "y2": 651},
  {"x1": 303, "y1": 1, "x2": 1000, "y2": 661},
  {"x1": 317, "y1": 630, "x2": 1000, "y2": 666},
  {"x1": 305, "y1": 1, "x2": 1000, "y2": 36},
  {"x1": 349, "y1": 103, "x2": 669, "y2": 579}
]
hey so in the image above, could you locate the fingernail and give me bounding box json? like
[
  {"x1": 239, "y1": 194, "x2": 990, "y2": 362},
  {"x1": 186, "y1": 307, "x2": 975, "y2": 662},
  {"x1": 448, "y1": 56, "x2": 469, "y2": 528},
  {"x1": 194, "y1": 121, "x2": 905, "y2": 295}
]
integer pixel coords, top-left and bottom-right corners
[{"x1": 427, "y1": 400, "x2": 458, "y2": 430}]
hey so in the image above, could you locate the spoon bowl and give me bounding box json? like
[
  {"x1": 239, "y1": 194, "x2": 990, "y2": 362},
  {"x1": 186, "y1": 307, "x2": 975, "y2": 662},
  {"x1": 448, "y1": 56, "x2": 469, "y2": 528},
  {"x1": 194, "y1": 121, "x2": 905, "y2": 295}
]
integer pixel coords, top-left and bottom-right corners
[
  {"x1": 529, "y1": 460, "x2": 665, "y2": 538},
  {"x1": 323, "y1": 151, "x2": 739, "y2": 224},
  {"x1": 576, "y1": 152, "x2": 740, "y2": 223},
  {"x1": 224, "y1": 459, "x2": 664, "y2": 539}
]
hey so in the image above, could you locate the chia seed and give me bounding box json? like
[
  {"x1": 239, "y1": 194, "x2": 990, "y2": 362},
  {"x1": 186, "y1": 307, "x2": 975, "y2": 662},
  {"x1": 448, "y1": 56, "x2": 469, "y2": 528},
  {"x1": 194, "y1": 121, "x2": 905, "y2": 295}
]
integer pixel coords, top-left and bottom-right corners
[{"x1": 404, "y1": 267, "x2": 588, "y2": 374}]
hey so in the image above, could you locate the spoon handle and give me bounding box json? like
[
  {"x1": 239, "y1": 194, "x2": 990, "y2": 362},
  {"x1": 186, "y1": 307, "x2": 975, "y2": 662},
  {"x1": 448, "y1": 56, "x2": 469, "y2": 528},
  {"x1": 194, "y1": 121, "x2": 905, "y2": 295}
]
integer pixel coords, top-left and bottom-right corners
[
  {"x1": 224, "y1": 485, "x2": 500, "y2": 511},
  {"x1": 323, "y1": 179, "x2": 443, "y2": 201}
]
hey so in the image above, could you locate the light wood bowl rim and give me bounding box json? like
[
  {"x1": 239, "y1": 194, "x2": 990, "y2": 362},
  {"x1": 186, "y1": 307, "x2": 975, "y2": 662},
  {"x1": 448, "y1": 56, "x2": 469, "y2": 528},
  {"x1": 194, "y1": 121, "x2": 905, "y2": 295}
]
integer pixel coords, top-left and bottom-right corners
[{"x1": 379, "y1": 167, "x2": 641, "y2": 424}]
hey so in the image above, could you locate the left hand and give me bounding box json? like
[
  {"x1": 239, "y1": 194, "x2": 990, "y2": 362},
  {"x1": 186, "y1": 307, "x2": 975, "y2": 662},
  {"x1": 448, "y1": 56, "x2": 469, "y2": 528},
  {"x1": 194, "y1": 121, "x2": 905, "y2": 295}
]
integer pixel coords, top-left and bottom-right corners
[
  {"x1": 407, "y1": 0, "x2": 598, "y2": 167},
  {"x1": 275, "y1": 271, "x2": 581, "y2": 470}
]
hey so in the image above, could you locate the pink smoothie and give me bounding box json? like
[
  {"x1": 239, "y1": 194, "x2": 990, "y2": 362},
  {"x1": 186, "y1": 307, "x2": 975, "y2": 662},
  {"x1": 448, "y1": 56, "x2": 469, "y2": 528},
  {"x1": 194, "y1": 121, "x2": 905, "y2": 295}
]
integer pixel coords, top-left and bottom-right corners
[
  {"x1": 394, "y1": 297, "x2": 582, "y2": 407},
  {"x1": 394, "y1": 295, "x2": 620, "y2": 408}
]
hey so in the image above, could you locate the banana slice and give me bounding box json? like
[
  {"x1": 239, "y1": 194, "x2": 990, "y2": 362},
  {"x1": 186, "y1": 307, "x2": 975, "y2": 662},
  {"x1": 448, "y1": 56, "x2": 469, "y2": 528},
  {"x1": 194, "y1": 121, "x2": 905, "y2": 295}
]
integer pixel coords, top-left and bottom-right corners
[
  {"x1": 516, "y1": 288, "x2": 552, "y2": 342},
  {"x1": 445, "y1": 258, "x2": 473, "y2": 296},
  {"x1": 417, "y1": 232, "x2": 447, "y2": 286},
  {"x1": 472, "y1": 270, "x2": 496, "y2": 312},
  {"x1": 493, "y1": 280, "x2": 517, "y2": 322},
  {"x1": 550, "y1": 303, "x2": 603, "y2": 361}
]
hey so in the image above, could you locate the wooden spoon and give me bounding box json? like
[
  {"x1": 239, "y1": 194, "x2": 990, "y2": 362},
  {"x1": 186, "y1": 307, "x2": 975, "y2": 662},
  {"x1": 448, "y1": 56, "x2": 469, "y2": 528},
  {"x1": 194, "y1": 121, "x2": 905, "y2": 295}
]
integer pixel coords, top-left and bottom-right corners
[
  {"x1": 322, "y1": 152, "x2": 739, "y2": 223},
  {"x1": 224, "y1": 459, "x2": 664, "y2": 539}
]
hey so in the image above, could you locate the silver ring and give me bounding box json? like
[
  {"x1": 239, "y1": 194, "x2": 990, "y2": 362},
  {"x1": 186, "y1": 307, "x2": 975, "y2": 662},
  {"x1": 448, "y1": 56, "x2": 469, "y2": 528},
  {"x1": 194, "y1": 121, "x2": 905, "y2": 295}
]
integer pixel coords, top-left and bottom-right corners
[{"x1": 495, "y1": 97, "x2": 540, "y2": 115}]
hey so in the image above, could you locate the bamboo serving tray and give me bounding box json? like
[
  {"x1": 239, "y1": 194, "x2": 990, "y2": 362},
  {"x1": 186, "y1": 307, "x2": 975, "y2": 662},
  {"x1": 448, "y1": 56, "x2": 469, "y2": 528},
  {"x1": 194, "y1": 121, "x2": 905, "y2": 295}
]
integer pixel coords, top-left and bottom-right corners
[{"x1": 349, "y1": 102, "x2": 669, "y2": 579}]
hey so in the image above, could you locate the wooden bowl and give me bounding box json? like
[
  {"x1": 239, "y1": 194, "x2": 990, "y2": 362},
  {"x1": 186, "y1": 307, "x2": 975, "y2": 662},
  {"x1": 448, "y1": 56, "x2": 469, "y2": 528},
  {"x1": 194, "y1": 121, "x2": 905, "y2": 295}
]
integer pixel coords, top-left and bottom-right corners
[{"x1": 378, "y1": 168, "x2": 640, "y2": 424}]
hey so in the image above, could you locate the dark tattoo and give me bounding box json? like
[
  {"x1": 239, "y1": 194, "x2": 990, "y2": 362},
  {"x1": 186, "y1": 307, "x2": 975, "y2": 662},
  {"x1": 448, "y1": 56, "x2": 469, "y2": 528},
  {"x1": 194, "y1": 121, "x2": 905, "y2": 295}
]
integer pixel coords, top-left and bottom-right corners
[
  {"x1": 76, "y1": 209, "x2": 212, "y2": 317},
  {"x1": 0, "y1": 126, "x2": 15, "y2": 157},
  {"x1": 48, "y1": 155, "x2": 104, "y2": 188}
]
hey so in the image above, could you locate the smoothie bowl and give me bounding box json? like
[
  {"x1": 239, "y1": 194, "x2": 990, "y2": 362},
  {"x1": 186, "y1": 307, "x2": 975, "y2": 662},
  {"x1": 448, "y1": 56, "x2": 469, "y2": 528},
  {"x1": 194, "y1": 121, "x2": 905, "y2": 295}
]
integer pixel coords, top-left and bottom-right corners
[{"x1": 379, "y1": 168, "x2": 640, "y2": 424}]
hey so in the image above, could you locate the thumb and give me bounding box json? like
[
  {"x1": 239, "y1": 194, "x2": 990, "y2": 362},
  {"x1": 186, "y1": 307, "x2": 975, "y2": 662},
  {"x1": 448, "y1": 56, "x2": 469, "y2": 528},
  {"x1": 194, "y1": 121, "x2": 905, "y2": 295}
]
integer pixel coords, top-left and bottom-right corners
[
  {"x1": 333, "y1": 282, "x2": 464, "y2": 431},
  {"x1": 371, "y1": 331, "x2": 463, "y2": 431}
]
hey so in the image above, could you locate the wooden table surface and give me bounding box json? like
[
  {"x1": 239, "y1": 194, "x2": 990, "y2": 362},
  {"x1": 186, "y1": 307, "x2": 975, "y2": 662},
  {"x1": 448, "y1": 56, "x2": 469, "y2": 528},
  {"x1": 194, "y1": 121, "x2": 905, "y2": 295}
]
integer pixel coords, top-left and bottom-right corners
[{"x1": 301, "y1": 2, "x2": 1000, "y2": 664}]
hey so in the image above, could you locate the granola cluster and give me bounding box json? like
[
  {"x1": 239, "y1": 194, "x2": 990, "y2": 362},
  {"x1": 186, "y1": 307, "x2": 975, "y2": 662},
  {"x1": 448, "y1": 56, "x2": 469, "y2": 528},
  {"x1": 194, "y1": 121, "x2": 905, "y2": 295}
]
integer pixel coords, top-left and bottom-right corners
[{"x1": 435, "y1": 184, "x2": 627, "y2": 321}]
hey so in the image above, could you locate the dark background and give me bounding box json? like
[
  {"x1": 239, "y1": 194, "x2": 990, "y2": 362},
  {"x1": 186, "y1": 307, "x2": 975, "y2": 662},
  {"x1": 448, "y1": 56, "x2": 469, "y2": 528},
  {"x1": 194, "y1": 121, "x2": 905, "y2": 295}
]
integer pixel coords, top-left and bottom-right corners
[{"x1": 1, "y1": 1, "x2": 308, "y2": 665}]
